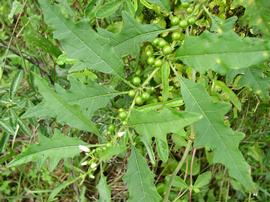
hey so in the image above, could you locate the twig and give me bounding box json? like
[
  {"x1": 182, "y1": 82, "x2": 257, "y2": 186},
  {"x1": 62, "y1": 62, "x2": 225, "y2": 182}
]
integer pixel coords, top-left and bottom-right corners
[
  {"x1": 189, "y1": 148, "x2": 197, "y2": 202},
  {"x1": 163, "y1": 139, "x2": 193, "y2": 202}
]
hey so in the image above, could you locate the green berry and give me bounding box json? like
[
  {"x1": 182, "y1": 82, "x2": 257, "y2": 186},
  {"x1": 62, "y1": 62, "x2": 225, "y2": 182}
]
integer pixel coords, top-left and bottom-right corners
[
  {"x1": 146, "y1": 50, "x2": 153, "y2": 56},
  {"x1": 163, "y1": 45, "x2": 173, "y2": 55},
  {"x1": 128, "y1": 90, "x2": 136, "y2": 97},
  {"x1": 142, "y1": 92, "x2": 150, "y2": 100},
  {"x1": 122, "y1": 120, "x2": 128, "y2": 125},
  {"x1": 147, "y1": 56, "x2": 155, "y2": 65},
  {"x1": 153, "y1": 38, "x2": 160, "y2": 46},
  {"x1": 135, "y1": 96, "x2": 144, "y2": 105},
  {"x1": 186, "y1": 7, "x2": 193, "y2": 14},
  {"x1": 172, "y1": 31, "x2": 181, "y2": 40},
  {"x1": 188, "y1": 17, "x2": 196, "y2": 25},
  {"x1": 119, "y1": 111, "x2": 127, "y2": 120},
  {"x1": 132, "y1": 77, "x2": 141, "y2": 85},
  {"x1": 170, "y1": 16, "x2": 180, "y2": 26},
  {"x1": 158, "y1": 39, "x2": 168, "y2": 48},
  {"x1": 108, "y1": 124, "x2": 115, "y2": 132},
  {"x1": 154, "y1": 59, "x2": 162, "y2": 67},
  {"x1": 179, "y1": 20, "x2": 188, "y2": 28},
  {"x1": 118, "y1": 108, "x2": 124, "y2": 113}
]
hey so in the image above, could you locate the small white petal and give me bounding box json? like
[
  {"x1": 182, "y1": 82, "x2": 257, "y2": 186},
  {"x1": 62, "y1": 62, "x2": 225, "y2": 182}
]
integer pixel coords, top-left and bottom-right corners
[
  {"x1": 117, "y1": 131, "x2": 125, "y2": 137},
  {"x1": 79, "y1": 145, "x2": 90, "y2": 153},
  {"x1": 90, "y1": 163, "x2": 97, "y2": 169},
  {"x1": 81, "y1": 161, "x2": 88, "y2": 166}
]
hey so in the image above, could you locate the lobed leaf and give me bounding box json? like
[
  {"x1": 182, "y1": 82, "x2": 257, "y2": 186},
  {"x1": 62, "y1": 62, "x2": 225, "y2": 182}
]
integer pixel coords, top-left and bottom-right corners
[
  {"x1": 129, "y1": 108, "x2": 201, "y2": 162},
  {"x1": 9, "y1": 130, "x2": 87, "y2": 170},
  {"x1": 123, "y1": 148, "x2": 161, "y2": 202},
  {"x1": 39, "y1": 0, "x2": 123, "y2": 76},
  {"x1": 176, "y1": 30, "x2": 270, "y2": 74},
  {"x1": 180, "y1": 78, "x2": 256, "y2": 191},
  {"x1": 23, "y1": 74, "x2": 99, "y2": 134}
]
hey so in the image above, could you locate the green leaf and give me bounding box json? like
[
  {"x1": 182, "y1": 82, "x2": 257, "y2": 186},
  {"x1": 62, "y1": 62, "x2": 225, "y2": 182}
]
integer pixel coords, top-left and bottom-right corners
[
  {"x1": 97, "y1": 174, "x2": 111, "y2": 202},
  {"x1": 48, "y1": 177, "x2": 80, "y2": 201},
  {"x1": 194, "y1": 171, "x2": 212, "y2": 189},
  {"x1": 39, "y1": 0, "x2": 123, "y2": 76},
  {"x1": 233, "y1": 0, "x2": 270, "y2": 37},
  {"x1": 96, "y1": 0, "x2": 123, "y2": 18},
  {"x1": 227, "y1": 67, "x2": 270, "y2": 100},
  {"x1": 98, "y1": 12, "x2": 164, "y2": 57},
  {"x1": 161, "y1": 62, "x2": 170, "y2": 102},
  {"x1": 23, "y1": 74, "x2": 99, "y2": 134},
  {"x1": 123, "y1": 148, "x2": 162, "y2": 202},
  {"x1": 129, "y1": 108, "x2": 201, "y2": 162},
  {"x1": 8, "y1": 130, "x2": 87, "y2": 170},
  {"x1": 137, "y1": 98, "x2": 184, "y2": 111},
  {"x1": 180, "y1": 78, "x2": 256, "y2": 191},
  {"x1": 147, "y1": 0, "x2": 170, "y2": 12},
  {"x1": 176, "y1": 30, "x2": 270, "y2": 74},
  {"x1": 57, "y1": 78, "x2": 118, "y2": 118},
  {"x1": 10, "y1": 70, "x2": 23, "y2": 100}
]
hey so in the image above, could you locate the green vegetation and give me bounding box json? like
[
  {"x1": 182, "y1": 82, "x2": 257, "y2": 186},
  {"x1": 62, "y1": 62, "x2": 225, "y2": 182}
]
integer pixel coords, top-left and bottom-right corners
[{"x1": 0, "y1": 0, "x2": 269, "y2": 201}]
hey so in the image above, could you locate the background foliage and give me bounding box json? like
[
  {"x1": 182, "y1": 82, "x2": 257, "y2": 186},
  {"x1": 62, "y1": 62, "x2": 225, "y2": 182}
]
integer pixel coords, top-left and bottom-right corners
[{"x1": 0, "y1": 0, "x2": 269, "y2": 201}]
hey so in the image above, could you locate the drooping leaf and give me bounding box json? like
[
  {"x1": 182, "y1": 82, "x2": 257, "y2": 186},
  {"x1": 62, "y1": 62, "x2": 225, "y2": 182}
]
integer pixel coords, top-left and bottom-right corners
[
  {"x1": 56, "y1": 78, "x2": 118, "y2": 118},
  {"x1": 180, "y1": 78, "x2": 256, "y2": 191},
  {"x1": 39, "y1": 0, "x2": 123, "y2": 76},
  {"x1": 23, "y1": 74, "x2": 99, "y2": 134},
  {"x1": 129, "y1": 108, "x2": 201, "y2": 162},
  {"x1": 9, "y1": 130, "x2": 87, "y2": 170},
  {"x1": 176, "y1": 29, "x2": 270, "y2": 74},
  {"x1": 227, "y1": 67, "x2": 270, "y2": 100},
  {"x1": 123, "y1": 148, "x2": 162, "y2": 202},
  {"x1": 97, "y1": 174, "x2": 111, "y2": 202},
  {"x1": 233, "y1": 0, "x2": 270, "y2": 37},
  {"x1": 98, "y1": 12, "x2": 164, "y2": 57}
]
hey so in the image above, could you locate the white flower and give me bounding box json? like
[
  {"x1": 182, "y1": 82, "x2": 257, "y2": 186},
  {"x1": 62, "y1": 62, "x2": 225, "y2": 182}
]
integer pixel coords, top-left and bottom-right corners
[
  {"x1": 81, "y1": 161, "x2": 88, "y2": 166},
  {"x1": 79, "y1": 145, "x2": 90, "y2": 153},
  {"x1": 90, "y1": 162, "x2": 97, "y2": 169},
  {"x1": 117, "y1": 131, "x2": 125, "y2": 137}
]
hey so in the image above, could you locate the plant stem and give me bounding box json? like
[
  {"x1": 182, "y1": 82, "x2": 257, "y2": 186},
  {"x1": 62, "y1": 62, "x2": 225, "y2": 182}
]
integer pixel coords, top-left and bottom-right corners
[{"x1": 163, "y1": 139, "x2": 193, "y2": 202}]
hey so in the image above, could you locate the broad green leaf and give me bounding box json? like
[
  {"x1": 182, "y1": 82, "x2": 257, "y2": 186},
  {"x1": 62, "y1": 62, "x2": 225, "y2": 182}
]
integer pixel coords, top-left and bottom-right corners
[
  {"x1": 98, "y1": 12, "x2": 164, "y2": 57},
  {"x1": 10, "y1": 70, "x2": 23, "y2": 100},
  {"x1": 9, "y1": 130, "x2": 87, "y2": 170},
  {"x1": 97, "y1": 174, "x2": 111, "y2": 202},
  {"x1": 227, "y1": 67, "x2": 270, "y2": 100},
  {"x1": 233, "y1": 0, "x2": 270, "y2": 37},
  {"x1": 180, "y1": 78, "x2": 256, "y2": 191},
  {"x1": 176, "y1": 30, "x2": 270, "y2": 74},
  {"x1": 194, "y1": 171, "x2": 212, "y2": 189},
  {"x1": 96, "y1": 0, "x2": 123, "y2": 18},
  {"x1": 56, "y1": 78, "x2": 118, "y2": 118},
  {"x1": 129, "y1": 108, "x2": 201, "y2": 162},
  {"x1": 39, "y1": 0, "x2": 123, "y2": 76},
  {"x1": 161, "y1": 62, "x2": 170, "y2": 102},
  {"x1": 123, "y1": 148, "x2": 161, "y2": 202},
  {"x1": 23, "y1": 74, "x2": 99, "y2": 134}
]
